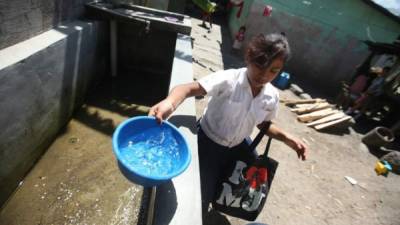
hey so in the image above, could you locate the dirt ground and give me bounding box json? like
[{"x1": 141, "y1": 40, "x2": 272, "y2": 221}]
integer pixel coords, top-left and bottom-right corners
[{"x1": 189, "y1": 14, "x2": 400, "y2": 225}]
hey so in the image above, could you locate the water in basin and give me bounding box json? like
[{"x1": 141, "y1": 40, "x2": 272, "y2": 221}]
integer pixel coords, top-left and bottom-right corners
[{"x1": 120, "y1": 126, "x2": 181, "y2": 176}]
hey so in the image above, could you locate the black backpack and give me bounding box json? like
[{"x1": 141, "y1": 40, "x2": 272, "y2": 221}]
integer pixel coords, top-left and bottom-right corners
[{"x1": 212, "y1": 122, "x2": 279, "y2": 221}]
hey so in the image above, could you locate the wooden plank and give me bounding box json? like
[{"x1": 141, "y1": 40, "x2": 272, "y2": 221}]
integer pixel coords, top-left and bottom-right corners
[
  {"x1": 314, "y1": 116, "x2": 352, "y2": 130},
  {"x1": 290, "y1": 102, "x2": 322, "y2": 112},
  {"x1": 291, "y1": 102, "x2": 331, "y2": 114},
  {"x1": 292, "y1": 103, "x2": 316, "y2": 109},
  {"x1": 306, "y1": 112, "x2": 346, "y2": 127},
  {"x1": 282, "y1": 98, "x2": 323, "y2": 104},
  {"x1": 297, "y1": 108, "x2": 338, "y2": 123},
  {"x1": 297, "y1": 108, "x2": 335, "y2": 120},
  {"x1": 283, "y1": 98, "x2": 326, "y2": 106}
]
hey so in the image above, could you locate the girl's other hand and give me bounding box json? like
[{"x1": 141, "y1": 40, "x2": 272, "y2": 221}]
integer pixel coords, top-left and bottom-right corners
[
  {"x1": 285, "y1": 135, "x2": 307, "y2": 161},
  {"x1": 148, "y1": 99, "x2": 175, "y2": 124}
]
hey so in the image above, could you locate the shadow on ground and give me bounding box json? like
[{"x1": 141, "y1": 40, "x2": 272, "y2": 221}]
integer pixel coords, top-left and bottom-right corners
[
  {"x1": 168, "y1": 115, "x2": 198, "y2": 134},
  {"x1": 153, "y1": 181, "x2": 178, "y2": 225},
  {"x1": 316, "y1": 125, "x2": 352, "y2": 136},
  {"x1": 366, "y1": 146, "x2": 394, "y2": 159},
  {"x1": 69, "y1": 72, "x2": 169, "y2": 137},
  {"x1": 203, "y1": 209, "x2": 231, "y2": 225}
]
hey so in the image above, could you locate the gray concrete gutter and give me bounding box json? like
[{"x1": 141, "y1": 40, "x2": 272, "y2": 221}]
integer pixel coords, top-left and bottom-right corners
[
  {"x1": 0, "y1": 20, "x2": 109, "y2": 208},
  {"x1": 0, "y1": 15, "x2": 201, "y2": 225},
  {"x1": 0, "y1": 20, "x2": 146, "y2": 225},
  {"x1": 151, "y1": 34, "x2": 203, "y2": 225}
]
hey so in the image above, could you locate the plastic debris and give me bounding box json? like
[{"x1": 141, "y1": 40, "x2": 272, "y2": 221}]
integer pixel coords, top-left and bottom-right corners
[
  {"x1": 69, "y1": 137, "x2": 79, "y2": 144},
  {"x1": 344, "y1": 176, "x2": 357, "y2": 185},
  {"x1": 375, "y1": 160, "x2": 392, "y2": 176},
  {"x1": 310, "y1": 165, "x2": 315, "y2": 174}
]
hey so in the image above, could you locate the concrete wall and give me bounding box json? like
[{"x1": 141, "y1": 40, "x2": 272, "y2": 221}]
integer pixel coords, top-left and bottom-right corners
[
  {"x1": 0, "y1": 0, "x2": 101, "y2": 50},
  {"x1": 110, "y1": 0, "x2": 186, "y2": 14},
  {"x1": 117, "y1": 22, "x2": 177, "y2": 105},
  {"x1": 113, "y1": 0, "x2": 169, "y2": 11},
  {"x1": 229, "y1": 0, "x2": 400, "y2": 95},
  {"x1": 0, "y1": 21, "x2": 109, "y2": 207},
  {"x1": 168, "y1": 0, "x2": 187, "y2": 14},
  {"x1": 147, "y1": 0, "x2": 169, "y2": 11},
  {"x1": 118, "y1": 22, "x2": 177, "y2": 75},
  {"x1": 0, "y1": 0, "x2": 186, "y2": 51},
  {"x1": 143, "y1": 0, "x2": 187, "y2": 13}
]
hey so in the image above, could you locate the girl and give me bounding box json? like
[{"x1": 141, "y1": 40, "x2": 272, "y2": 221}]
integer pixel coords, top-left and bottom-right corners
[
  {"x1": 148, "y1": 33, "x2": 307, "y2": 219},
  {"x1": 233, "y1": 26, "x2": 246, "y2": 51}
]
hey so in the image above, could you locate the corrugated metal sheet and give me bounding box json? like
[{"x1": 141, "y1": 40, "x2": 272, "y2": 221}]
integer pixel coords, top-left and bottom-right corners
[{"x1": 371, "y1": 0, "x2": 400, "y2": 16}]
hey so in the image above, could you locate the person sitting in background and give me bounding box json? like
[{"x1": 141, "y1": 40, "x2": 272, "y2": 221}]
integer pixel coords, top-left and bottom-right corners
[
  {"x1": 345, "y1": 66, "x2": 391, "y2": 117},
  {"x1": 337, "y1": 66, "x2": 381, "y2": 109}
]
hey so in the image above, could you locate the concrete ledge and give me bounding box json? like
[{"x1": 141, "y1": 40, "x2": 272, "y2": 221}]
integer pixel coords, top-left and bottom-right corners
[
  {"x1": 153, "y1": 34, "x2": 202, "y2": 225},
  {"x1": 0, "y1": 20, "x2": 109, "y2": 207}
]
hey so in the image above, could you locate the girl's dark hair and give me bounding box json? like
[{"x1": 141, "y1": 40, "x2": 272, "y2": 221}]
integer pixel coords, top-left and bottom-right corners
[{"x1": 245, "y1": 33, "x2": 291, "y2": 69}]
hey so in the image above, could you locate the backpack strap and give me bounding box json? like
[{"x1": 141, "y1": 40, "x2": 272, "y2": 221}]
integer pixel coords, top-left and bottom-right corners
[
  {"x1": 261, "y1": 136, "x2": 273, "y2": 159},
  {"x1": 249, "y1": 121, "x2": 272, "y2": 150}
]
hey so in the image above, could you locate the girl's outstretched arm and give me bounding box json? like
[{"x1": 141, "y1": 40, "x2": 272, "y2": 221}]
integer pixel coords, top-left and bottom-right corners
[
  {"x1": 258, "y1": 122, "x2": 308, "y2": 160},
  {"x1": 149, "y1": 82, "x2": 206, "y2": 123}
]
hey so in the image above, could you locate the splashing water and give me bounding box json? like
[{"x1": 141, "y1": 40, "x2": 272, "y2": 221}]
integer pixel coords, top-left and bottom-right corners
[{"x1": 120, "y1": 126, "x2": 181, "y2": 176}]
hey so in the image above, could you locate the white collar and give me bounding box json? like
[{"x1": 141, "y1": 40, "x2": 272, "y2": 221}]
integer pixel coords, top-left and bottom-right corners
[{"x1": 238, "y1": 68, "x2": 269, "y2": 99}]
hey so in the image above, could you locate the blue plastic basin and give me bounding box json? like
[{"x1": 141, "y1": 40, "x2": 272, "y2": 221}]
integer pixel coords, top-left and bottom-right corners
[{"x1": 112, "y1": 116, "x2": 191, "y2": 187}]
